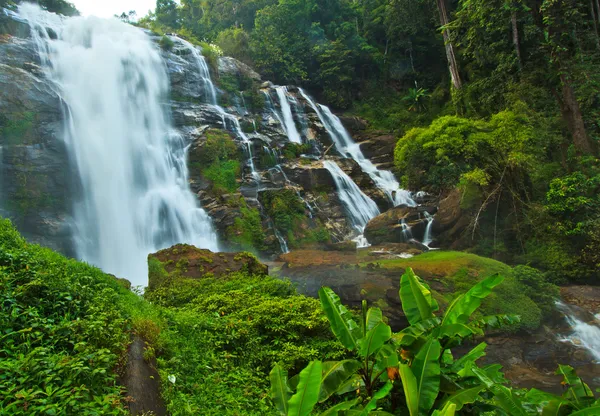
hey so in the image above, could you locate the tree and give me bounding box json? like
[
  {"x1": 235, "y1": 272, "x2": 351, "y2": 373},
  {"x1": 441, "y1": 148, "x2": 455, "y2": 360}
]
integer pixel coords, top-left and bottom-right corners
[
  {"x1": 155, "y1": 0, "x2": 180, "y2": 29},
  {"x1": 436, "y1": 0, "x2": 462, "y2": 90}
]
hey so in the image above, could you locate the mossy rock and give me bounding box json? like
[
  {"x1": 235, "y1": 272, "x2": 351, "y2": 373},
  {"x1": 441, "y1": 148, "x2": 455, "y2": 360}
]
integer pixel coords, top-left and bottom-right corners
[{"x1": 147, "y1": 244, "x2": 268, "y2": 290}]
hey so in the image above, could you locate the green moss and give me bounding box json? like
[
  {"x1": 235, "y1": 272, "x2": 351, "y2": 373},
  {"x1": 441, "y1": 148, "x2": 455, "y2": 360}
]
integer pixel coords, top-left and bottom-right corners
[
  {"x1": 0, "y1": 110, "x2": 36, "y2": 145},
  {"x1": 226, "y1": 203, "x2": 266, "y2": 252},
  {"x1": 363, "y1": 251, "x2": 548, "y2": 331},
  {"x1": 159, "y1": 35, "x2": 174, "y2": 50}
]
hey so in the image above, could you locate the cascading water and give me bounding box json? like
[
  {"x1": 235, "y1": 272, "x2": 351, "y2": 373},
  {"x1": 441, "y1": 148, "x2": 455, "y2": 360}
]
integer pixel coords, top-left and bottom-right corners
[
  {"x1": 275, "y1": 86, "x2": 302, "y2": 144},
  {"x1": 175, "y1": 36, "x2": 259, "y2": 182},
  {"x1": 19, "y1": 5, "x2": 218, "y2": 286},
  {"x1": 400, "y1": 219, "x2": 413, "y2": 242},
  {"x1": 323, "y1": 160, "x2": 380, "y2": 247},
  {"x1": 300, "y1": 89, "x2": 414, "y2": 207},
  {"x1": 556, "y1": 301, "x2": 600, "y2": 362},
  {"x1": 423, "y1": 211, "x2": 434, "y2": 247},
  {"x1": 175, "y1": 37, "x2": 218, "y2": 105}
]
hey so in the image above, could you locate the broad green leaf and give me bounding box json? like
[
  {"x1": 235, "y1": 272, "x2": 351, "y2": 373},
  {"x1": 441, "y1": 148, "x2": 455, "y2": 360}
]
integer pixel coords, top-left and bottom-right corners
[
  {"x1": 270, "y1": 364, "x2": 291, "y2": 415},
  {"x1": 335, "y1": 374, "x2": 363, "y2": 396},
  {"x1": 431, "y1": 323, "x2": 475, "y2": 339},
  {"x1": 472, "y1": 366, "x2": 527, "y2": 416},
  {"x1": 431, "y1": 402, "x2": 457, "y2": 416},
  {"x1": 360, "y1": 381, "x2": 394, "y2": 415},
  {"x1": 443, "y1": 386, "x2": 484, "y2": 410},
  {"x1": 288, "y1": 360, "x2": 322, "y2": 416},
  {"x1": 399, "y1": 268, "x2": 438, "y2": 325},
  {"x1": 540, "y1": 399, "x2": 569, "y2": 416},
  {"x1": 319, "y1": 287, "x2": 361, "y2": 350},
  {"x1": 525, "y1": 388, "x2": 562, "y2": 407},
  {"x1": 452, "y1": 342, "x2": 487, "y2": 376},
  {"x1": 365, "y1": 307, "x2": 383, "y2": 332},
  {"x1": 358, "y1": 322, "x2": 392, "y2": 359},
  {"x1": 373, "y1": 344, "x2": 399, "y2": 373},
  {"x1": 412, "y1": 339, "x2": 441, "y2": 415},
  {"x1": 318, "y1": 399, "x2": 360, "y2": 416},
  {"x1": 442, "y1": 274, "x2": 504, "y2": 325},
  {"x1": 399, "y1": 364, "x2": 419, "y2": 416},
  {"x1": 319, "y1": 360, "x2": 362, "y2": 403},
  {"x1": 568, "y1": 407, "x2": 600, "y2": 415},
  {"x1": 556, "y1": 365, "x2": 594, "y2": 404}
]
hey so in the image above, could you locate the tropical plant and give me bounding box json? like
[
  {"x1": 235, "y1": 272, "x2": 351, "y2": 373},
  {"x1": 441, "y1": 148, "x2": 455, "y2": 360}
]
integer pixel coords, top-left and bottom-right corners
[
  {"x1": 270, "y1": 268, "x2": 520, "y2": 415},
  {"x1": 402, "y1": 87, "x2": 430, "y2": 112}
]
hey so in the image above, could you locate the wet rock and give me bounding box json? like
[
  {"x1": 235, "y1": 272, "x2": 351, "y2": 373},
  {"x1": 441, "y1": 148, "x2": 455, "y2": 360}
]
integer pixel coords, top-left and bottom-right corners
[
  {"x1": 0, "y1": 37, "x2": 74, "y2": 255},
  {"x1": 432, "y1": 188, "x2": 473, "y2": 249},
  {"x1": 218, "y1": 56, "x2": 261, "y2": 81},
  {"x1": 364, "y1": 205, "x2": 436, "y2": 245},
  {"x1": 148, "y1": 244, "x2": 268, "y2": 290}
]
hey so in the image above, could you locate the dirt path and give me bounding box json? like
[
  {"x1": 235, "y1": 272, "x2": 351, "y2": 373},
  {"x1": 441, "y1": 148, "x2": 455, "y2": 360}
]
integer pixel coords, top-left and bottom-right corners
[{"x1": 123, "y1": 337, "x2": 167, "y2": 416}]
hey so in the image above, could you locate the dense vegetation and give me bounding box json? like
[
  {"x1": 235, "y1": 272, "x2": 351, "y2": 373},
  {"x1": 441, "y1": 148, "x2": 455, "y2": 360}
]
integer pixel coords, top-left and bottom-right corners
[{"x1": 2, "y1": 218, "x2": 596, "y2": 414}]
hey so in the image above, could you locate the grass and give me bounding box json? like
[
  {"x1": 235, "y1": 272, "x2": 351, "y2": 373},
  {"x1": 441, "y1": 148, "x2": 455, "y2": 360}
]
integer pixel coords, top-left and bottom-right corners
[{"x1": 0, "y1": 217, "x2": 344, "y2": 415}]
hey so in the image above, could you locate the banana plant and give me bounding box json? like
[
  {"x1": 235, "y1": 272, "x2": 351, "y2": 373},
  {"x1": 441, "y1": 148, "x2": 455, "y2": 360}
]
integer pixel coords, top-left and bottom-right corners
[
  {"x1": 520, "y1": 365, "x2": 600, "y2": 415},
  {"x1": 270, "y1": 267, "x2": 519, "y2": 415},
  {"x1": 270, "y1": 286, "x2": 394, "y2": 415}
]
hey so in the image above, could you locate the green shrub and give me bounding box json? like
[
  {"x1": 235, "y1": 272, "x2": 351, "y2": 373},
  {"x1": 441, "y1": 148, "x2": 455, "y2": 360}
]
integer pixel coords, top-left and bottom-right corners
[
  {"x1": 203, "y1": 159, "x2": 240, "y2": 193},
  {"x1": 226, "y1": 204, "x2": 266, "y2": 252},
  {"x1": 159, "y1": 35, "x2": 174, "y2": 50}
]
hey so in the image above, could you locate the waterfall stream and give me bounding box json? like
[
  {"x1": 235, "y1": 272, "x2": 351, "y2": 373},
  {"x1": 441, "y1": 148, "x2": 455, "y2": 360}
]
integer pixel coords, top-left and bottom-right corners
[
  {"x1": 556, "y1": 301, "x2": 600, "y2": 362},
  {"x1": 300, "y1": 89, "x2": 415, "y2": 207},
  {"x1": 323, "y1": 160, "x2": 380, "y2": 246},
  {"x1": 275, "y1": 86, "x2": 302, "y2": 144},
  {"x1": 19, "y1": 5, "x2": 218, "y2": 286}
]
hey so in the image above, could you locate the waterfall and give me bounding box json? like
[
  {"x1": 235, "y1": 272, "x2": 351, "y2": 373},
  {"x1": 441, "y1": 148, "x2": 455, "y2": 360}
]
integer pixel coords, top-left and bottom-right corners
[
  {"x1": 556, "y1": 301, "x2": 600, "y2": 362},
  {"x1": 275, "y1": 86, "x2": 302, "y2": 144},
  {"x1": 175, "y1": 36, "x2": 218, "y2": 105},
  {"x1": 300, "y1": 89, "x2": 414, "y2": 207},
  {"x1": 323, "y1": 160, "x2": 380, "y2": 246},
  {"x1": 19, "y1": 4, "x2": 218, "y2": 286},
  {"x1": 175, "y1": 36, "x2": 259, "y2": 182},
  {"x1": 423, "y1": 211, "x2": 434, "y2": 246},
  {"x1": 400, "y1": 219, "x2": 414, "y2": 242}
]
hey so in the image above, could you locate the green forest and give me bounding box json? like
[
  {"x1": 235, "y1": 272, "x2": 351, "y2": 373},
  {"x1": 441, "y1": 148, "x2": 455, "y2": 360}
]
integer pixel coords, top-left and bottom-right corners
[{"x1": 2, "y1": 0, "x2": 600, "y2": 414}]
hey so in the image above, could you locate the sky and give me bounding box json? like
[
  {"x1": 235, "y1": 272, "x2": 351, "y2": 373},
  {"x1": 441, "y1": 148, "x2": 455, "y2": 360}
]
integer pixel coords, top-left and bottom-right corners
[{"x1": 70, "y1": 0, "x2": 156, "y2": 19}]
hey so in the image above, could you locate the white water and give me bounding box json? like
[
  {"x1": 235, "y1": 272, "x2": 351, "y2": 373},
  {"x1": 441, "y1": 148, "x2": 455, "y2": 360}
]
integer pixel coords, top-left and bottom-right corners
[
  {"x1": 275, "y1": 86, "x2": 302, "y2": 144},
  {"x1": 556, "y1": 301, "x2": 600, "y2": 362},
  {"x1": 400, "y1": 219, "x2": 413, "y2": 242},
  {"x1": 175, "y1": 37, "x2": 218, "y2": 105},
  {"x1": 323, "y1": 160, "x2": 380, "y2": 246},
  {"x1": 174, "y1": 36, "x2": 259, "y2": 182},
  {"x1": 300, "y1": 89, "x2": 414, "y2": 207},
  {"x1": 20, "y1": 5, "x2": 218, "y2": 286},
  {"x1": 423, "y1": 211, "x2": 434, "y2": 246}
]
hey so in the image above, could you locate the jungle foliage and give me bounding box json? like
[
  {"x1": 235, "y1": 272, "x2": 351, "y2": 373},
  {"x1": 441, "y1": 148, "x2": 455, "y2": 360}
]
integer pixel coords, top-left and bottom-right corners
[{"x1": 270, "y1": 268, "x2": 600, "y2": 415}]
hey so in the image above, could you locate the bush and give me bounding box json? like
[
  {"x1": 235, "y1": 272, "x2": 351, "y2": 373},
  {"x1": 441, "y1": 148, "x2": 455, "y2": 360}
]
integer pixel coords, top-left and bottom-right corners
[{"x1": 159, "y1": 35, "x2": 174, "y2": 51}]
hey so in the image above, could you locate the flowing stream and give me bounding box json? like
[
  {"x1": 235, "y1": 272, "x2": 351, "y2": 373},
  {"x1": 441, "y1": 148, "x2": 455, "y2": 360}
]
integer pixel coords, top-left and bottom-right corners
[
  {"x1": 275, "y1": 86, "x2": 302, "y2": 144},
  {"x1": 19, "y1": 5, "x2": 218, "y2": 286},
  {"x1": 556, "y1": 301, "x2": 600, "y2": 362},
  {"x1": 323, "y1": 160, "x2": 380, "y2": 246},
  {"x1": 300, "y1": 89, "x2": 415, "y2": 207}
]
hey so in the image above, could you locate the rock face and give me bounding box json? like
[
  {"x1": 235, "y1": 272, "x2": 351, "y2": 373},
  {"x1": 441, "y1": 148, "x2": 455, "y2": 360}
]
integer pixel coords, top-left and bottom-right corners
[
  {"x1": 0, "y1": 12, "x2": 427, "y2": 260},
  {"x1": 432, "y1": 188, "x2": 473, "y2": 249},
  {"x1": 0, "y1": 30, "x2": 74, "y2": 255},
  {"x1": 148, "y1": 244, "x2": 268, "y2": 290},
  {"x1": 364, "y1": 205, "x2": 436, "y2": 246}
]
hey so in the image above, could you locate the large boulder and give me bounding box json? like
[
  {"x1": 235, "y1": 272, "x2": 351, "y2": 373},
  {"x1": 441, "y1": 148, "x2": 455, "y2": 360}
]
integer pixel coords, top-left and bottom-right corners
[
  {"x1": 364, "y1": 205, "x2": 436, "y2": 245},
  {"x1": 147, "y1": 244, "x2": 268, "y2": 290},
  {"x1": 432, "y1": 188, "x2": 473, "y2": 248},
  {"x1": 218, "y1": 56, "x2": 261, "y2": 81}
]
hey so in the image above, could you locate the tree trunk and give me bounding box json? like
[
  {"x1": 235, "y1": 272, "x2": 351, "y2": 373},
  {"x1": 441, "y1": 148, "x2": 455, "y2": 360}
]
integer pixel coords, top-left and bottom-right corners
[
  {"x1": 511, "y1": 9, "x2": 523, "y2": 69},
  {"x1": 560, "y1": 73, "x2": 596, "y2": 154},
  {"x1": 436, "y1": 0, "x2": 462, "y2": 90},
  {"x1": 596, "y1": 0, "x2": 600, "y2": 26},
  {"x1": 591, "y1": 1, "x2": 600, "y2": 50}
]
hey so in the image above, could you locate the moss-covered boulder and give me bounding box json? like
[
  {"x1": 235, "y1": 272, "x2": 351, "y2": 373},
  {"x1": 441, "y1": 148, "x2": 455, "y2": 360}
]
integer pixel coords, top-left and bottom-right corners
[{"x1": 147, "y1": 244, "x2": 268, "y2": 290}]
